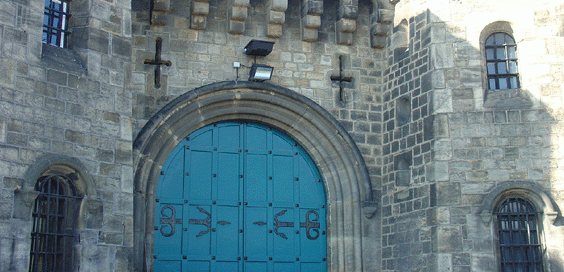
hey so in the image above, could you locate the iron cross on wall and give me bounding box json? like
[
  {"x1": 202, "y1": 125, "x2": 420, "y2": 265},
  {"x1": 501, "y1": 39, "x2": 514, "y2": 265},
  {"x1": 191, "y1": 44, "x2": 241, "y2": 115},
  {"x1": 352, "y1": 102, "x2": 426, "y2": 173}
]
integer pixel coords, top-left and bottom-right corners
[
  {"x1": 144, "y1": 37, "x2": 171, "y2": 88},
  {"x1": 330, "y1": 55, "x2": 353, "y2": 103}
]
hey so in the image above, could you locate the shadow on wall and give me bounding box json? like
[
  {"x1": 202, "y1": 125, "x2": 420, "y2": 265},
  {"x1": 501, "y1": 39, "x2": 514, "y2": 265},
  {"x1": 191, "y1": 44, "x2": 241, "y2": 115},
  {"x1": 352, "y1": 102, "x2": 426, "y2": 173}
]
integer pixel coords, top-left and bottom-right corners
[{"x1": 384, "y1": 6, "x2": 563, "y2": 271}]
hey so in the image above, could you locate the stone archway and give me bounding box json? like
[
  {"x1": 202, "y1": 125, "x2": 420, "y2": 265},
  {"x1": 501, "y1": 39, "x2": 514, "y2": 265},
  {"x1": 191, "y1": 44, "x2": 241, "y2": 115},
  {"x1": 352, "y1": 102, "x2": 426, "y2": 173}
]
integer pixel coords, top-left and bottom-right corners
[{"x1": 132, "y1": 81, "x2": 372, "y2": 271}]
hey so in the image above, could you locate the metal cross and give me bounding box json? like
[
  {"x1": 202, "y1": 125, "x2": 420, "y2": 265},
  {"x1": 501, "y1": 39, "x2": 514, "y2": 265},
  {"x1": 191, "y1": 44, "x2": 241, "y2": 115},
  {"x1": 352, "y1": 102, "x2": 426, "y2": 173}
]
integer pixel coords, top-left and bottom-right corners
[
  {"x1": 144, "y1": 37, "x2": 171, "y2": 88},
  {"x1": 330, "y1": 55, "x2": 353, "y2": 103}
]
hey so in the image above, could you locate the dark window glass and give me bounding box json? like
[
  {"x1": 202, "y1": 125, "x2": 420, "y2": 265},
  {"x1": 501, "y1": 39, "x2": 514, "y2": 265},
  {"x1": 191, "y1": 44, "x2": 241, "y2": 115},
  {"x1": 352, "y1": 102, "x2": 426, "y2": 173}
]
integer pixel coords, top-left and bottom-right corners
[
  {"x1": 496, "y1": 197, "x2": 544, "y2": 272},
  {"x1": 485, "y1": 32, "x2": 520, "y2": 90},
  {"x1": 29, "y1": 174, "x2": 82, "y2": 272},
  {"x1": 43, "y1": 0, "x2": 71, "y2": 48}
]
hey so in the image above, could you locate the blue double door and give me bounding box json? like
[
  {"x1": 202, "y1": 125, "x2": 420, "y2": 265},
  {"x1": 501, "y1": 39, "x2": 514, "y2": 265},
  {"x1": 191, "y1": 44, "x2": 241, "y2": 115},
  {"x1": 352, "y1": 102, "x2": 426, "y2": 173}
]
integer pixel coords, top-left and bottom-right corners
[{"x1": 154, "y1": 122, "x2": 327, "y2": 271}]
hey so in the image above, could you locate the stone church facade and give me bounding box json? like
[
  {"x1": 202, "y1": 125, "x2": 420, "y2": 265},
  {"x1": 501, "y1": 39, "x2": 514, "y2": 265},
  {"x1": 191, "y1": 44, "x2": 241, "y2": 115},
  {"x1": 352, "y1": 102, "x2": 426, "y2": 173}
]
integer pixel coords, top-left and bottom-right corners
[{"x1": 0, "y1": 0, "x2": 563, "y2": 270}]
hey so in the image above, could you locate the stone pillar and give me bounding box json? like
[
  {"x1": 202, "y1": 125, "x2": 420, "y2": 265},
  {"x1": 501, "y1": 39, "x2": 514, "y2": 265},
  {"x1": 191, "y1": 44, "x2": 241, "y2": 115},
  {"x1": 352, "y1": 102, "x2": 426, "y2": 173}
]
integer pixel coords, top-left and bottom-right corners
[
  {"x1": 337, "y1": 0, "x2": 358, "y2": 45},
  {"x1": 191, "y1": 0, "x2": 210, "y2": 30},
  {"x1": 266, "y1": 0, "x2": 288, "y2": 38},
  {"x1": 228, "y1": 0, "x2": 251, "y2": 34},
  {"x1": 301, "y1": 0, "x2": 323, "y2": 42}
]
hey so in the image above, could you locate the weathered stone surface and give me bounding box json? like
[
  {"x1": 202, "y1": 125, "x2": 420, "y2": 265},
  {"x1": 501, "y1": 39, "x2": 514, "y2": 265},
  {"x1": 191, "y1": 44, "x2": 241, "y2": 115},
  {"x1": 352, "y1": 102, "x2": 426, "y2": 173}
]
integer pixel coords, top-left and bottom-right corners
[{"x1": 1, "y1": 1, "x2": 563, "y2": 272}]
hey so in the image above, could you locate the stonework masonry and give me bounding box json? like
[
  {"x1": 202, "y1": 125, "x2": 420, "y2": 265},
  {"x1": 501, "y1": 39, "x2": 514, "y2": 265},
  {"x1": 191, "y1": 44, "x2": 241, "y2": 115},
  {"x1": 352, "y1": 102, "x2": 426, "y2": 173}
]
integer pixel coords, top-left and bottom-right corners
[{"x1": 0, "y1": 0, "x2": 563, "y2": 271}]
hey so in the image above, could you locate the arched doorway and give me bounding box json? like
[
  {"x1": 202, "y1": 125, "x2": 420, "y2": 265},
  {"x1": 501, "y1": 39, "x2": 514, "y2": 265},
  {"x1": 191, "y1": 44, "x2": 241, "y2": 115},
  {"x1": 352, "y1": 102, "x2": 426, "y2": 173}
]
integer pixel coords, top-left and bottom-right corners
[
  {"x1": 153, "y1": 122, "x2": 327, "y2": 271},
  {"x1": 133, "y1": 81, "x2": 372, "y2": 271}
]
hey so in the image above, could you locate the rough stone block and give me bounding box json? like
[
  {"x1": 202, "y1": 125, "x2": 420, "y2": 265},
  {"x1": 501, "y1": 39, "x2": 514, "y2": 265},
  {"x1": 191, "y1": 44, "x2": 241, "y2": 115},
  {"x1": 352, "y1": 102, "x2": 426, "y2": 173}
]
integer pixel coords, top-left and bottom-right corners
[
  {"x1": 371, "y1": 23, "x2": 389, "y2": 36},
  {"x1": 79, "y1": 244, "x2": 111, "y2": 271},
  {"x1": 433, "y1": 114, "x2": 449, "y2": 138},
  {"x1": 302, "y1": 28, "x2": 318, "y2": 42},
  {"x1": 303, "y1": 14, "x2": 321, "y2": 29},
  {"x1": 192, "y1": 1, "x2": 209, "y2": 15},
  {"x1": 436, "y1": 181, "x2": 460, "y2": 205},
  {"x1": 231, "y1": 0, "x2": 250, "y2": 7},
  {"x1": 337, "y1": 32, "x2": 354, "y2": 45},
  {"x1": 83, "y1": 198, "x2": 104, "y2": 229},
  {"x1": 229, "y1": 20, "x2": 246, "y2": 34},
  {"x1": 153, "y1": 0, "x2": 170, "y2": 11},
  {"x1": 302, "y1": 0, "x2": 323, "y2": 15},
  {"x1": 437, "y1": 226, "x2": 462, "y2": 252},
  {"x1": 267, "y1": 24, "x2": 283, "y2": 38},
  {"x1": 371, "y1": 35, "x2": 386, "y2": 48},
  {"x1": 433, "y1": 89, "x2": 453, "y2": 113},
  {"x1": 268, "y1": 10, "x2": 285, "y2": 25},
  {"x1": 230, "y1": 6, "x2": 248, "y2": 21},
  {"x1": 0, "y1": 59, "x2": 16, "y2": 87},
  {"x1": 339, "y1": 5, "x2": 358, "y2": 20},
  {"x1": 337, "y1": 19, "x2": 356, "y2": 33},
  {"x1": 378, "y1": 9, "x2": 394, "y2": 24},
  {"x1": 88, "y1": 28, "x2": 110, "y2": 54},
  {"x1": 191, "y1": 15, "x2": 207, "y2": 30},
  {"x1": 269, "y1": 0, "x2": 288, "y2": 11},
  {"x1": 115, "y1": 246, "x2": 132, "y2": 271},
  {"x1": 112, "y1": 35, "x2": 131, "y2": 59},
  {"x1": 151, "y1": 12, "x2": 168, "y2": 26}
]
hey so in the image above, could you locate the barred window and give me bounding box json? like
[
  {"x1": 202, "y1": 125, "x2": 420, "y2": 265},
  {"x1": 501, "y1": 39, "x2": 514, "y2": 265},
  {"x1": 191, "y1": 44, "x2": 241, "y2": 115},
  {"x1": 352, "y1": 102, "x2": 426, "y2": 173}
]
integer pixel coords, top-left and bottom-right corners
[
  {"x1": 485, "y1": 32, "x2": 520, "y2": 90},
  {"x1": 496, "y1": 197, "x2": 544, "y2": 272},
  {"x1": 43, "y1": 0, "x2": 71, "y2": 47},
  {"x1": 29, "y1": 174, "x2": 82, "y2": 272}
]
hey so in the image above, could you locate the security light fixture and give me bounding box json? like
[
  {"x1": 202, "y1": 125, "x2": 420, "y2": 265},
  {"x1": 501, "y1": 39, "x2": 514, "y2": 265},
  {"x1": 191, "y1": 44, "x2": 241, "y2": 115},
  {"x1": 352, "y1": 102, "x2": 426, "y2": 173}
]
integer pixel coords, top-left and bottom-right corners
[
  {"x1": 244, "y1": 40, "x2": 275, "y2": 56},
  {"x1": 249, "y1": 64, "x2": 274, "y2": 82}
]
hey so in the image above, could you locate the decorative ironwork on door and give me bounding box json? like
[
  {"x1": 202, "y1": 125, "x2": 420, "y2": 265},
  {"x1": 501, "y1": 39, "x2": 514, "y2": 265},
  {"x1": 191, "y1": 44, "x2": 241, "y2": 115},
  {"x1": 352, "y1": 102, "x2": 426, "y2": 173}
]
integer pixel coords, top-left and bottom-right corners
[{"x1": 153, "y1": 122, "x2": 327, "y2": 271}]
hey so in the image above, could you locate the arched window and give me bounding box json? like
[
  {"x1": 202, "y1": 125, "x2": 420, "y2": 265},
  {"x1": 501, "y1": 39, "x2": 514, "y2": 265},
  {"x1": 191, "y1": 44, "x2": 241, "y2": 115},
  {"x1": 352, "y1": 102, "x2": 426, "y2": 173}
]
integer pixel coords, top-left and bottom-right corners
[
  {"x1": 29, "y1": 174, "x2": 82, "y2": 272},
  {"x1": 485, "y1": 32, "x2": 520, "y2": 90},
  {"x1": 496, "y1": 197, "x2": 543, "y2": 271}
]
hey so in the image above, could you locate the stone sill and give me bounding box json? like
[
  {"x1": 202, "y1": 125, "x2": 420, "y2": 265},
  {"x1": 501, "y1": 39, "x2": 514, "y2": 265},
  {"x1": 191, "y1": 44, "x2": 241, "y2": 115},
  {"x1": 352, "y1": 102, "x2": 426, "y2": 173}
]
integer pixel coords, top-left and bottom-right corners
[
  {"x1": 41, "y1": 43, "x2": 87, "y2": 74},
  {"x1": 483, "y1": 88, "x2": 533, "y2": 109}
]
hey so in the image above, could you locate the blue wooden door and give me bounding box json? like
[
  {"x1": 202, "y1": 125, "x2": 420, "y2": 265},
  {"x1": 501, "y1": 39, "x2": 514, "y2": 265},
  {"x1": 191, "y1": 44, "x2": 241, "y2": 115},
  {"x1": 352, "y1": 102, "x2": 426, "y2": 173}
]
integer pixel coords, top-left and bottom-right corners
[{"x1": 154, "y1": 122, "x2": 327, "y2": 271}]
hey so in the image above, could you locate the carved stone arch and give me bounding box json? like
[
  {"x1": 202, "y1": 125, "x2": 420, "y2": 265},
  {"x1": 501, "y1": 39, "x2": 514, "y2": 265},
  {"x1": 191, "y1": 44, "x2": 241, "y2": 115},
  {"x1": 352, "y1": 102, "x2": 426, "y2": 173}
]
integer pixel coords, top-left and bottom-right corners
[
  {"x1": 479, "y1": 181, "x2": 559, "y2": 225},
  {"x1": 18, "y1": 154, "x2": 96, "y2": 226},
  {"x1": 132, "y1": 81, "x2": 373, "y2": 271},
  {"x1": 23, "y1": 155, "x2": 96, "y2": 197}
]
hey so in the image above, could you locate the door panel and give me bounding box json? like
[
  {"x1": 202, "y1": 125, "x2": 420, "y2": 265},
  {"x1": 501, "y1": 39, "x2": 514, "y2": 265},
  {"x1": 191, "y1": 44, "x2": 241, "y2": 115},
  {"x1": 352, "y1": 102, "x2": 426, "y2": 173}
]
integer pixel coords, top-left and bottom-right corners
[{"x1": 154, "y1": 122, "x2": 326, "y2": 271}]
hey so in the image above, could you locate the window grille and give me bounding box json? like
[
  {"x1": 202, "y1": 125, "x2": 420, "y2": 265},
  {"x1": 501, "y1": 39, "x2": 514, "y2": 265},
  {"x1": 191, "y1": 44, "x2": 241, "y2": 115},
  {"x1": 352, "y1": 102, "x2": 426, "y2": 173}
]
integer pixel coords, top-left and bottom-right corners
[
  {"x1": 29, "y1": 174, "x2": 82, "y2": 272},
  {"x1": 485, "y1": 32, "x2": 520, "y2": 90},
  {"x1": 43, "y1": 0, "x2": 71, "y2": 48},
  {"x1": 496, "y1": 197, "x2": 544, "y2": 272}
]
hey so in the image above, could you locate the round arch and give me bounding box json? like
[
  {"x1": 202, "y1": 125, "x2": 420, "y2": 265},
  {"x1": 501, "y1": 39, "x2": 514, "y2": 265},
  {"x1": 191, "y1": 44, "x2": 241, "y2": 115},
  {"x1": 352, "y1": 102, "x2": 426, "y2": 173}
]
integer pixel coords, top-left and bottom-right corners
[
  {"x1": 478, "y1": 181, "x2": 559, "y2": 225},
  {"x1": 132, "y1": 81, "x2": 372, "y2": 271}
]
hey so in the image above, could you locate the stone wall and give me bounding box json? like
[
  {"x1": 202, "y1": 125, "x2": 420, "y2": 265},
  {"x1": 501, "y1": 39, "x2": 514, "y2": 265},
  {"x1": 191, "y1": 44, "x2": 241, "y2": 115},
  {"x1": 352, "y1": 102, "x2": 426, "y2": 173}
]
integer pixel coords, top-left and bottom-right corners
[
  {"x1": 379, "y1": 8, "x2": 435, "y2": 271},
  {"x1": 0, "y1": 0, "x2": 563, "y2": 270},
  {"x1": 381, "y1": 0, "x2": 564, "y2": 271},
  {"x1": 0, "y1": 0, "x2": 133, "y2": 269}
]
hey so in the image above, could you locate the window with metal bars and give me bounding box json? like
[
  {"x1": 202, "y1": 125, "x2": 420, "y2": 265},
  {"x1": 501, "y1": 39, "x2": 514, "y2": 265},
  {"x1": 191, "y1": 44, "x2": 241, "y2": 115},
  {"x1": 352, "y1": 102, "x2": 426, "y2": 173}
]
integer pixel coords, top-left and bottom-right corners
[
  {"x1": 485, "y1": 32, "x2": 520, "y2": 90},
  {"x1": 43, "y1": 0, "x2": 71, "y2": 48},
  {"x1": 29, "y1": 174, "x2": 82, "y2": 272},
  {"x1": 496, "y1": 197, "x2": 544, "y2": 272}
]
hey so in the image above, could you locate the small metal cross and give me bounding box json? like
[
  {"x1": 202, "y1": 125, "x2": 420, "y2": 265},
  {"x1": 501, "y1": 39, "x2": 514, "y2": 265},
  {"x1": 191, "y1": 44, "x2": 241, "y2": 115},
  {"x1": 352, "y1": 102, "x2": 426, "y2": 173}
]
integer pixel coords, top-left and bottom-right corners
[
  {"x1": 144, "y1": 37, "x2": 171, "y2": 88},
  {"x1": 330, "y1": 55, "x2": 353, "y2": 103}
]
